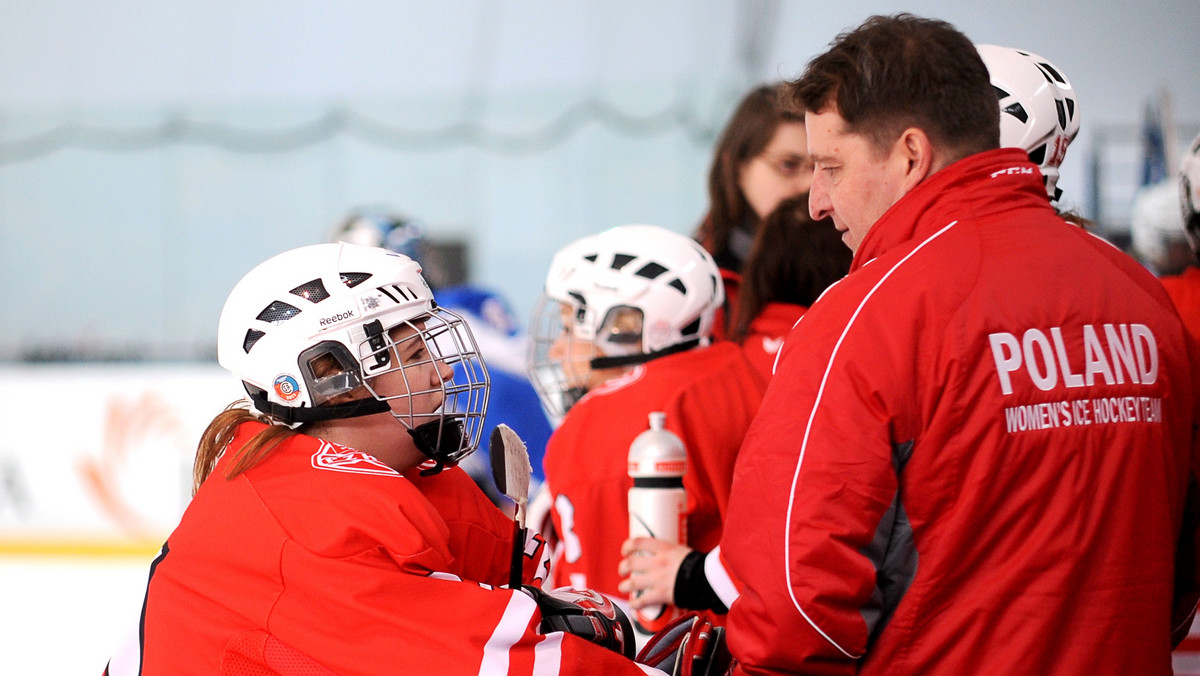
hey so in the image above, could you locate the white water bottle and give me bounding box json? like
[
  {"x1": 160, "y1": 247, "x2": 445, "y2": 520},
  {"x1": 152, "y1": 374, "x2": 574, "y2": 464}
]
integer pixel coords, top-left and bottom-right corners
[{"x1": 627, "y1": 411, "x2": 687, "y2": 633}]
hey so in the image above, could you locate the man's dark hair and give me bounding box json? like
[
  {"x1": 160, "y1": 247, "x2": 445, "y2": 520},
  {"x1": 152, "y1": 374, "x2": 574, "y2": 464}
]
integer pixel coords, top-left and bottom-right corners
[{"x1": 790, "y1": 13, "x2": 999, "y2": 160}]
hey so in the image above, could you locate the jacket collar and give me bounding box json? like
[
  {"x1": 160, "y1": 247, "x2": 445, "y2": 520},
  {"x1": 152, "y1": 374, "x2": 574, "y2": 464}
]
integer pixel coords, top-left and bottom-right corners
[{"x1": 852, "y1": 148, "x2": 1051, "y2": 271}]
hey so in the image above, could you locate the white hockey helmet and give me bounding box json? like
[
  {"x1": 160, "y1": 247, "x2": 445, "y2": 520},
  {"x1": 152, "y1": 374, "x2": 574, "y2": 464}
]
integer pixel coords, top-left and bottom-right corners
[
  {"x1": 1181, "y1": 131, "x2": 1200, "y2": 256},
  {"x1": 527, "y1": 224, "x2": 723, "y2": 418},
  {"x1": 977, "y1": 44, "x2": 1078, "y2": 202},
  {"x1": 1130, "y1": 180, "x2": 1188, "y2": 274},
  {"x1": 217, "y1": 242, "x2": 489, "y2": 471}
]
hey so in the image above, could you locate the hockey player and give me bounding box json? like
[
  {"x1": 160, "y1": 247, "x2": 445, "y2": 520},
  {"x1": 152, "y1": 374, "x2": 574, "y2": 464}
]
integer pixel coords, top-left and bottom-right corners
[
  {"x1": 615, "y1": 195, "x2": 850, "y2": 617},
  {"x1": 727, "y1": 193, "x2": 852, "y2": 379},
  {"x1": 722, "y1": 14, "x2": 1200, "y2": 675},
  {"x1": 528, "y1": 225, "x2": 766, "y2": 618},
  {"x1": 977, "y1": 44, "x2": 1079, "y2": 204},
  {"x1": 103, "y1": 243, "x2": 658, "y2": 675},
  {"x1": 1161, "y1": 132, "x2": 1200, "y2": 342}
]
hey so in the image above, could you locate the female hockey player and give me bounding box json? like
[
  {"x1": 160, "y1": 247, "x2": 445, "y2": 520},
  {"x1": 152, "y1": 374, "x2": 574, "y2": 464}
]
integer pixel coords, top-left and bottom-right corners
[
  {"x1": 103, "y1": 243, "x2": 656, "y2": 676},
  {"x1": 616, "y1": 195, "x2": 850, "y2": 615},
  {"x1": 528, "y1": 225, "x2": 766, "y2": 630}
]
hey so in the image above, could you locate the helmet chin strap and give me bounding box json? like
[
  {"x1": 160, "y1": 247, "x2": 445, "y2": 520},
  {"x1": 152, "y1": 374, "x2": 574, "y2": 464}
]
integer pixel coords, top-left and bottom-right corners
[
  {"x1": 248, "y1": 389, "x2": 390, "y2": 425},
  {"x1": 587, "y1": 338, "x2": 700, "y2": 370},
  {"x1": 249, "y1": 388, "x2": 474, "y2": 477},
  {"x1": 407, "y1": 419, "x2": 468, "y2": 476}
]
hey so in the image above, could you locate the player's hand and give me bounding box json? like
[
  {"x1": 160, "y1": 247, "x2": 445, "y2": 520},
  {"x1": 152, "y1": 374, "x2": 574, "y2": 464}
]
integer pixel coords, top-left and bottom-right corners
[
  {"x1": 521, "y1": 585, "x2": 636, "y2": 658},
  {"x1": 618, "y1": 537, "x2": 692, "y2": 608}
]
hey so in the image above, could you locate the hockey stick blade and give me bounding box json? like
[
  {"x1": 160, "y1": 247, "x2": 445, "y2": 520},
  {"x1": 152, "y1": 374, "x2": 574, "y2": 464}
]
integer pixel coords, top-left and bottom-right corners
[
  {"x1": 489, "y1": 424, "x2": 532, "y2": 525},
  {"x1": 489, "y1": 424, "x2": 532, "y2": 589}
]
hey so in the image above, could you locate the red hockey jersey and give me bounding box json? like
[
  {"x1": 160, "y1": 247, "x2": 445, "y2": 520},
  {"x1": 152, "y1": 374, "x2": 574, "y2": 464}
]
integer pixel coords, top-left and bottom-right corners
[
  {"x1": 738, "y1": 302, "x2": 806, "y2": 380},
  {"x1": 723, "y1": 149, "x2": 1200, "y2": 675},
  {"x1": 108, "y1": 422, "x2": 658, "y2": 676},
  {"x1": 543, "y1": 341, "x2": 766, "y2": 599},
  {"x1": 1161, "y1": 266, "x2": 1200, "y2": 345}
]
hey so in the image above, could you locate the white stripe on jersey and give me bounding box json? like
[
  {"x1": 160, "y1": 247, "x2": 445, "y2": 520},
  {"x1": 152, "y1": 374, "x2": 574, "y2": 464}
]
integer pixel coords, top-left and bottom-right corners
[
  {"x1": 480, "y1": 590, "x2": 540, "y2": 675},
  {"x1": 783, "y1": 219, "x2": 960, "y2": 658},
  {"x1": 532, "y1": 631, "x2": 564, "y2": 676}
]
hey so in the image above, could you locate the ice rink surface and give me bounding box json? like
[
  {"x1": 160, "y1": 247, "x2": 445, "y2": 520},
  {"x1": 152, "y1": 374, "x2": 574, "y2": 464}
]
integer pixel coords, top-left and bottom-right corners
[{"x1": 2, "y1": 556, "x2": 151, "y2": 673}]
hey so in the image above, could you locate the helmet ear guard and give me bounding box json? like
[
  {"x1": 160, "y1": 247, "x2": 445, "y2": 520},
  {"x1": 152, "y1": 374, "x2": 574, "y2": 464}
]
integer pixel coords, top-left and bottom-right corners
[{"x1": 297, "y1": 340, "x2": 370, "y2": 406}]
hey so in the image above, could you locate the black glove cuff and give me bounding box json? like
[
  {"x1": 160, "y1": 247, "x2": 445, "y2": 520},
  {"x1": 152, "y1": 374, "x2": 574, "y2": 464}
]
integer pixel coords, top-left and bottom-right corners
[{"x1": 673, "y1": 550, "x2": 728, "y2": 613}]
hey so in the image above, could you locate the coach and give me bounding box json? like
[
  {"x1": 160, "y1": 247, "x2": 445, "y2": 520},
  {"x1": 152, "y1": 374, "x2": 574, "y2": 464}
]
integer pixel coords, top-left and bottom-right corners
[{"x1": 721, "y1": 13, "x2": 1200, "y2": 676}]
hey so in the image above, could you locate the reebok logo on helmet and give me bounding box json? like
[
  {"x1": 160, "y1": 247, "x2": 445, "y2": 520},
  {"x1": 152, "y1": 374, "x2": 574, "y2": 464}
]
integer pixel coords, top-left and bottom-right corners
[{"x1": 319, "y1": 309, "x2": 357, "y2": 327}]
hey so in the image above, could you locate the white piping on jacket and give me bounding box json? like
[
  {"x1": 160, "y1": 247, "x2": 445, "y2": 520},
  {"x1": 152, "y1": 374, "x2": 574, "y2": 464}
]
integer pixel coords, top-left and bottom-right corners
[{"x1": 783, "y1": 220, "x2": 960, "y2": 658}]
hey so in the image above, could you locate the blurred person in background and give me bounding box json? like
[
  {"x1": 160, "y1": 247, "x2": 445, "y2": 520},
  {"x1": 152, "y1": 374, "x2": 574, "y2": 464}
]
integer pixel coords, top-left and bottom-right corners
[
  {"x1": 695, "y1": 83, "x2": 814, "y2": 337},
  {"x1": 1161, "y1": 131, "x2": 1200, "y2": 342},
  {"x1": 727, "y1": 193, "x2": 853, "y2": 379},
  {"x1": 1131, "y1": 180, "x2": 1194, "y2": 277}
]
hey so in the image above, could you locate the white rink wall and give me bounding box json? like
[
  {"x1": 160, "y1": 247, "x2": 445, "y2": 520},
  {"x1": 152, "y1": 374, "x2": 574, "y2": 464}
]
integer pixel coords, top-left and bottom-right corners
[{"x1": 0, "y1": 364, "x2": 242, "y2": 672}]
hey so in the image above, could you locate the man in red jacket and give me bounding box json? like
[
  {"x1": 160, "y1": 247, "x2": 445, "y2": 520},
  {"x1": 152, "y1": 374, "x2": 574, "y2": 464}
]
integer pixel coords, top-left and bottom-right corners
[{"x1": 722, "y1": 13, "x2": 1200, "y2": 676}]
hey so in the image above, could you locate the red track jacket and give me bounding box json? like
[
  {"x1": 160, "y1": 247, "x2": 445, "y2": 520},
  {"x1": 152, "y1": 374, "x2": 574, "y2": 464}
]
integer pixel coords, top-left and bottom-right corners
[{"x1": 723, "y1": 149, "x2": 1200, "y2": 675}]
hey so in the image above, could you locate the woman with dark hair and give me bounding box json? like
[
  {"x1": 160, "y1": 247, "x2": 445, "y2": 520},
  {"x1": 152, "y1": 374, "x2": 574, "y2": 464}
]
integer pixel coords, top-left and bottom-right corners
[
  {"x1": 695, "y1": 83, "x2": 813, "y2": 337},
  {"x1": 730, "y1": 193, "x2": 852, "y2": 378}
]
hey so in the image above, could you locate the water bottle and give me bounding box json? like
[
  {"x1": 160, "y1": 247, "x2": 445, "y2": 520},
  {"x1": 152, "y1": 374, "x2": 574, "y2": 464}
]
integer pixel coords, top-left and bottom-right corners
[{"x1": 627, "y1": 411, "x2": 686, "y2": 633}]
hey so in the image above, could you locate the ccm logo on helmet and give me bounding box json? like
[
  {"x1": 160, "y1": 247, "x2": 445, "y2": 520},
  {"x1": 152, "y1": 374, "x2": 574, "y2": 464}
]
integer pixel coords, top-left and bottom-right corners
[
  {"x1": 990, "y1": 166, "x2": 1035, "y2": 178},
  {"x1": 319, "y1": 310, "x2": 357, "y2": 327}
]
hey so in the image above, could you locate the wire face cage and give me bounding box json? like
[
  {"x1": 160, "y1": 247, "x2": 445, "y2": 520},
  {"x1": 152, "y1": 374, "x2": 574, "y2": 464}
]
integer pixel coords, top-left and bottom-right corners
[
  {"x1": 359, "y1": 307, "x2": 490, "y2": 467},
  {"x1": 527, "y1": 294, "x2": 600, "y2": 424}
]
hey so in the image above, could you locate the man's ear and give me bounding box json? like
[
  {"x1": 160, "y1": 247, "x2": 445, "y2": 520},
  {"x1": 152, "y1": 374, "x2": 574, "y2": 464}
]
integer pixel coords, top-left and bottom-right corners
[{"x1": 896, "y1": 127, "x2": 935, "y2": 193}]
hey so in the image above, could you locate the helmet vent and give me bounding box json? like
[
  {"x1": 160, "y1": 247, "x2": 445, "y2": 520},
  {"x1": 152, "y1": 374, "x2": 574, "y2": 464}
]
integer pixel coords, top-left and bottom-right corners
[
  {"x1": 341, "y1": 272, "x2": 372, "y2": 288},
  {"x1": 378, "y1": 284, "x2": 419, "y2": 303},
  {"x1": 1038, "y1": 62, "x2": 1066, "y2": 85},
  {"x1": 583, "y1": 253, "x2": 598, "y2": 263},
  {"x1": 635, "y1": 262, "x2": 668, "y2": 280},
  {"x1": 992, "y1": 85, "x2": 1009, "y2": 100},
  {"x1": 256, "y1": 300, "x2": 302, "y2": 324},
  {"x1": 290, "y1": 278, "x2": 330, "y2": 303},
  {"x1": 1002, "y1": 102, "x2": 1028, "y2": 124},
  {"x1": 680, "y1": 316, "x2": 701, "y2": 338},
  {"x1": 611, "y1": 253, "x2": 636, "y2": 270},
  {"x1": 1054, "y1": 100, "x2": 1067, "y2": 129},
  {"x1": 668, "y1": 278, "x2": 687, "y2": 294},
  {"x1": 1027, "y1": 144, "x2": 1047, "y2": 165},
  {"x1": 243, "y1": 329, "x2": 266, "y2": 353}
]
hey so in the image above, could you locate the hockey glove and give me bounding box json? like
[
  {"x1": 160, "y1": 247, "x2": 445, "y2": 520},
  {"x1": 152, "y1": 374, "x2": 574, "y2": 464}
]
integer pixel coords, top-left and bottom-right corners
[
  {"x1": 522, "y1": 586, "x2": 636, "y2": 658},
  {"x1": 637, "y1": 612, "x2": 731, "y2": 676}
]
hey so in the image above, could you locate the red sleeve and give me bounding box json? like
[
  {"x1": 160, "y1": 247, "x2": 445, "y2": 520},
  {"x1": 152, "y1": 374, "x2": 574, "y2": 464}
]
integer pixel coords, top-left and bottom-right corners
[
  {"x1": 664, "y1": 348, "x2": 766, "y2": 552},
  {"x1": 257, "y1": 582, "x2": 662, "y2": 675},
  {"x1": 721, "y1": 283, "x2": 902, "y2": 675},
  {"x1": 407, "y1": 466, "x2": 523, "y2": 586}
]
